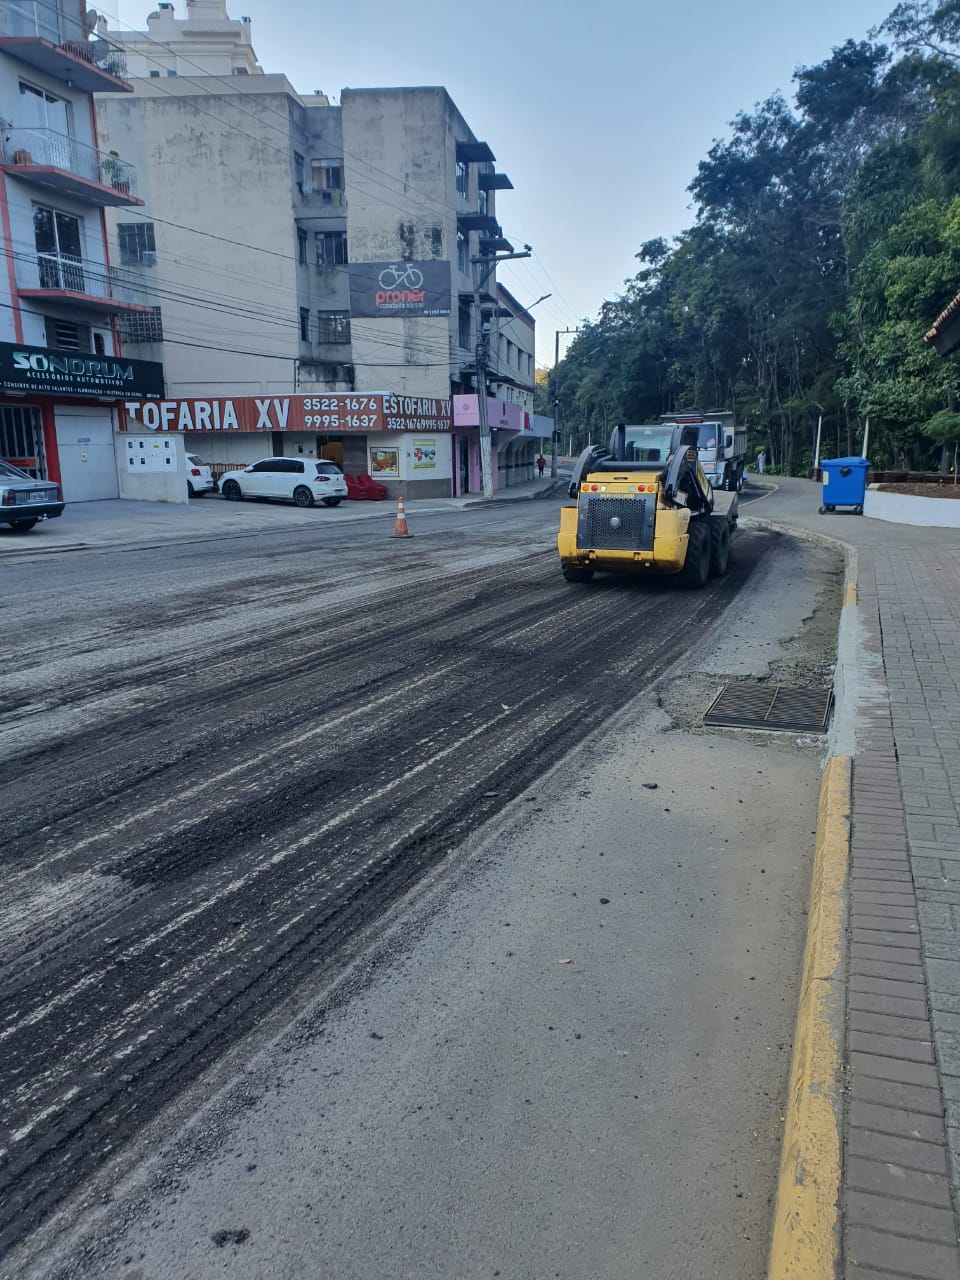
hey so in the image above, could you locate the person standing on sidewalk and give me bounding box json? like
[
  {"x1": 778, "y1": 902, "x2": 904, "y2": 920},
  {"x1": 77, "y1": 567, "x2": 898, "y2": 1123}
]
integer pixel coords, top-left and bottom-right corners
[
  {"x1": 757, "y1": 450, "x2": 766, "y2": 476},
  {"x1": 536, "y1": 453, "x2": 546, "y2": 478}
]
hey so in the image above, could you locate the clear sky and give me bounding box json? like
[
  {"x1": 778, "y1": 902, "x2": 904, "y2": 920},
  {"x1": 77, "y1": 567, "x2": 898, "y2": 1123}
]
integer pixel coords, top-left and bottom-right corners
[{"x1": 117, "y1": 0, "x2": 896, "y2": 366}]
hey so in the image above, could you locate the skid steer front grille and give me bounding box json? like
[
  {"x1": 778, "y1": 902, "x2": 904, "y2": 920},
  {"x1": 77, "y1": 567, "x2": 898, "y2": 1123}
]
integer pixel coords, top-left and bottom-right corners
[{"x1": 577, "y1": 495, "x2": 655, "y2": 551}]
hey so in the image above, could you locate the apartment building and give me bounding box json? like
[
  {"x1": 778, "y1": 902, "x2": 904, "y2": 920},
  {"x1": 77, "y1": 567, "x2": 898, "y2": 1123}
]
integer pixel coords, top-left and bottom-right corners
[
  {"x1": 94, "y1": 1, "x2": 542, "y2": 497},
  {"x1": 0, "y1": 0, "x2": 163, "y2": 501}
]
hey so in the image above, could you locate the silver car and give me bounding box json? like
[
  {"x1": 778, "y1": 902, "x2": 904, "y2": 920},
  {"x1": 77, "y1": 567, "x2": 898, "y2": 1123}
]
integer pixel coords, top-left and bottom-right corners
[{"x1": 0, "y1": 461, "x2": 64, "y2": 533}]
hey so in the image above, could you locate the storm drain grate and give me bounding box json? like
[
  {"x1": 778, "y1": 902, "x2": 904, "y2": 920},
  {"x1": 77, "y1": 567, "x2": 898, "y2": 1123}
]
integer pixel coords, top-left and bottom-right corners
[{"x1": 703, "y1": 681, "x2": 833, "y2": 734}]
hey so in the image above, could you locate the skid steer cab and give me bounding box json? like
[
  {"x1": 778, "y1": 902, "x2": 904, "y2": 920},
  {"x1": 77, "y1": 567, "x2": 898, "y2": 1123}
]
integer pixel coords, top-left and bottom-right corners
[{"x1": 557, "y1": 422, "x2": 738, "y2": 586}]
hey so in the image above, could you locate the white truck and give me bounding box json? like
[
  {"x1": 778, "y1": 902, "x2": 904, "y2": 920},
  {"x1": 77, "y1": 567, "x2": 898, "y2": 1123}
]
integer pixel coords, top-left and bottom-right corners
[{"x1": 660, "y1": 410, "x2": 747, "y2": 492}]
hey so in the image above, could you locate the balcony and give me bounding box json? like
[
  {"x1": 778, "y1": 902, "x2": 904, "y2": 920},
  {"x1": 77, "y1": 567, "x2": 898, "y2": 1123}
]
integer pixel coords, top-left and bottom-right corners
[
  {"x1": 15, "y1": 253, "x2": 154, "y2": 316},
  {"x1": 0, "y1": 3, "x2": 131, "y2": 93},
  {"x1": 3, "y1": 129, "x2": 141, "y2": 207}
]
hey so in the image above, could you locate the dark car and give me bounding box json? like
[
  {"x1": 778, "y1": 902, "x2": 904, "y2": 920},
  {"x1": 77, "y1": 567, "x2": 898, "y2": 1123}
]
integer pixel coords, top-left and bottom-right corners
[{"x1": 0, "y1": 461, "x2": 65, "y2": 533}]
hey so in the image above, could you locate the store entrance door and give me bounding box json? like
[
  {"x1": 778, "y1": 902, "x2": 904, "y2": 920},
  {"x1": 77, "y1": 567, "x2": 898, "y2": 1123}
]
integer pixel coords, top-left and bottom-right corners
[
  {"x1": 56, "y1": 406, "x2": 119, "y2": 501},
  {"x1": 458, "y1": 436, "x2": 470, "y2": 495}
]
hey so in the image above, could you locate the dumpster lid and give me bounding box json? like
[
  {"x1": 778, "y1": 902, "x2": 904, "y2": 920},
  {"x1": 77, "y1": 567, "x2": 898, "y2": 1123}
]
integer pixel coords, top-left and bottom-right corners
[{"x1": 822, "y1": 456, "x2": 870, "y2": 467}]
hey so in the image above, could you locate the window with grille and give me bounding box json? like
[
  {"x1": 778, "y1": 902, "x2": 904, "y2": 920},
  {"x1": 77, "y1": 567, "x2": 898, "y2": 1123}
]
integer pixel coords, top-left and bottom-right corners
[
  {"x1": 297, "y1": 228, "x2": 308, "y2": 265},
  {"x1": 311, "y1": 159, "x2": 343, "y2": 191},
  {"x1": 117, "y1": 306, "x2": 163, "y2": 344},
  {"x1": 117, "y1": 222, "x2": 156, "y2": 265},
  {"x1": 317, "y1": 312, "x2": 350, "y2": 344},
  {"x1": 315, "y1": 231, "x2": 348, "y2": 266},
  {"x1": 456, "y1": 160, "x2": 468, "y2": 197},
  {"x1": 458, "y1": 303, "x2": 471, "y2": 351},
  {"x1": 299, "y1": 308, "x2": 310, "y2": 342},
  {"x1": 44, "y1": 318, "x2": 90, "y2": 351},
  {"x1": 457, "y1": 232, "x2": 468, "y2": 275}
]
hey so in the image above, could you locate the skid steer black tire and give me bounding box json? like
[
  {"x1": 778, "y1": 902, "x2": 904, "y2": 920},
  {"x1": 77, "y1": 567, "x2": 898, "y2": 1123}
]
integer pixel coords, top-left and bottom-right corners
[
  {"x1": 679, "y1": 519, "x2": 710, "y2": 588},
  {"x1": 562, "y1": 565, "x2": 594, "y2": 583},
  {"x1": 709, "y1": 515, "x2": 730, "y2": 576}
]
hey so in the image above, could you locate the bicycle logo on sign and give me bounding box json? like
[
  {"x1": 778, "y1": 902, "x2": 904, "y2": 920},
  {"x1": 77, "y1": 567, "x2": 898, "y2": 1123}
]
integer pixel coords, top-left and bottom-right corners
[{"x1": 378, "y1": 263, "x2": 424, "y2": 290}]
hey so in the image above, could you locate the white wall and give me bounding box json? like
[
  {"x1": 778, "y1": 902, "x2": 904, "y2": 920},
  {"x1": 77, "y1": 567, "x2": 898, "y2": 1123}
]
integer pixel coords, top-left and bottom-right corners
[
  {"x1": 118, "y1": 432, "x2": 187, "y2": 502},
  {"x1": 864, "y1": 486, "x2": 960, "y2": 528},
  {"x1": 98, "y1": 79, "x2": 301, "y2": 398}
]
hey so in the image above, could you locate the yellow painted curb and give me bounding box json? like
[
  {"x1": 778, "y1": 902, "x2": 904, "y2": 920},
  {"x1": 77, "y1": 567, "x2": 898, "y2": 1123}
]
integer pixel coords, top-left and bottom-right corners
[
  {"x1": 843, "y1": 581, "x2": 857, "y2": 607},
  {"x1": 768, "y1": 755, "x2": 850, "y2": 1280}
]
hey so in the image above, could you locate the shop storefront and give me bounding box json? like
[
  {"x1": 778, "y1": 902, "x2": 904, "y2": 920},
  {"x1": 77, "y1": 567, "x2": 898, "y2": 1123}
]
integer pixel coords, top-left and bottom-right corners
[
  {"x1": 120, "y1": 393, "x2": 455, "y2": 499},
  {"x1": 452, "y1": 394, "x2": 538, "y2": 495},
  {"x1": 0, "y1": 341, "x2": 164, "y2": 502}
]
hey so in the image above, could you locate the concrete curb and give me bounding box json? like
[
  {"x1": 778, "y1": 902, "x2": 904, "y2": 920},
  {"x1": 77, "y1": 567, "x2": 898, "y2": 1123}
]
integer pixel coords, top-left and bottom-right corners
[
  {"x1": 764, "y1": 519, "x2": 861, "y2": 1279},
  {"x1": 768, "y1": 754, "x2": 850, "y2": 1280}
]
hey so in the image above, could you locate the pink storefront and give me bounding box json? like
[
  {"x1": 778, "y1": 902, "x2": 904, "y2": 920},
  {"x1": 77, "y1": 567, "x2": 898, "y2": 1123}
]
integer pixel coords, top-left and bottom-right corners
[{"x1": 451, "y1": 395, "x2": 533, "y2": 496}]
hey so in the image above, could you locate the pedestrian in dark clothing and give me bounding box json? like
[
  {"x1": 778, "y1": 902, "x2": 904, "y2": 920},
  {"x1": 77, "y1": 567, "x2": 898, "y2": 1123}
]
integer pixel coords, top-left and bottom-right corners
[{"x1": 536, "y1": 454, "x2": 546, "y2": 477}]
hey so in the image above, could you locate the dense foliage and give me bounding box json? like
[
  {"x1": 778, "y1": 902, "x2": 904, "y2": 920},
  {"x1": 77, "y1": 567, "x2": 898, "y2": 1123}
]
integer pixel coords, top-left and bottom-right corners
[{"x1": 547, "y1": 1, "x2": 960, "y2": 472}]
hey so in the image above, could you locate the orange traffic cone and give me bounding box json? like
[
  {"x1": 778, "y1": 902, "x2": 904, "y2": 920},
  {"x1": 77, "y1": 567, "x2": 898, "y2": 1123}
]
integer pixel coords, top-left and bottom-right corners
[{"x1": 389, "y1": 494, "x2": 412, "y2": 538}]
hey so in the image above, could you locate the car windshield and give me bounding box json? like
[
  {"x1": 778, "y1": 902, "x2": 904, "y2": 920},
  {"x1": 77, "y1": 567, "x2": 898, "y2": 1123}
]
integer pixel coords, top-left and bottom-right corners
[
  {"x1": 623, "y1": 427, "x2": 673, "y2": 464},
  {"x1": 315, "y1": 462, "x2": 342, "y2": 475},
  {"x1": 0, "y1": 460, "x2": 29, "y2": 479}
]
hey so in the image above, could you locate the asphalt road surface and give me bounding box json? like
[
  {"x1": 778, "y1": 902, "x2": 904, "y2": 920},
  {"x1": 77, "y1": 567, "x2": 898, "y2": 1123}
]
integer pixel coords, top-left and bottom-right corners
[{"x1": 0, "y1": 495, "x2": 775, "y2": 1267}]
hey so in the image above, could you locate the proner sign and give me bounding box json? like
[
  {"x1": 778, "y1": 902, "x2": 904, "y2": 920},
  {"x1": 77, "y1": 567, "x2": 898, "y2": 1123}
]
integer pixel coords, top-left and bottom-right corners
[{"x1": 349, "y1": 261, "x2": 452, "y2": 318}]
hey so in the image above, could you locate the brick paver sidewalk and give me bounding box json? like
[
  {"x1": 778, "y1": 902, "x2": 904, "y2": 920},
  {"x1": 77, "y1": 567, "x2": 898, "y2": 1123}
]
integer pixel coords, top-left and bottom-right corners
[{"x1": 759, "y1": 481, "x2": 960, "y2": 1278}]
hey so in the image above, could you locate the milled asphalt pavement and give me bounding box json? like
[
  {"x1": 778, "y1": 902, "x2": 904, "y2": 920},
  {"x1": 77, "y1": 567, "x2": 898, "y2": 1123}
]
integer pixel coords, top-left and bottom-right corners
[
  {"x1": 7, "y1": 488, "x2": 836, "y2": 1280},
  {"x1": 749, "y1": 476, "x2": 960, "y2": 1280},
  {"x1": 13, "y1": 475, "x2": 960, "y2": 1279},
  {"x1": 0, "y1": 476, "x2": 563, "y2": 556}
]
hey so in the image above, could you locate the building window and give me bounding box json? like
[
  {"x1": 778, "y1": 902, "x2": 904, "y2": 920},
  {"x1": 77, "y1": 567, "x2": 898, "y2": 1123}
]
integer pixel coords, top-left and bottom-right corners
[
  {"x1": 299, "y1": 308, "x2": 311, "y2": 342},
  {"x1": 457, "y1": 231, "x2": 468, "y2": 275},
  {"x1": 297, "y1": 228, "x2": 308, "y2": 265},
  {"x1": 117, "y1": 222, "x2": 156, "y2": 265},
  {"x1": 315, "y1": 230, "x2": 348, "y2": 266},
  {"x1": 456, "y1": 159, "x2": 468, "y2": 197},
  {"x1": 294, "y1": 152, "x2": 305, "y2": 194},
  {"x1": 33, "y1": 204, "x2": 83, "y2": 291},
  {"x1": 166, "y1": 69, "x2": 178, "y2": 77},
  {"x1": 458, "y1": 303, "x2": 471, "y2": 351},
  {"x1": 312, "y1": 158, "x2": 345, "y2": 198},
  {"x1": 478, "y1": 188, "x2": 489, "y2": 216},
  {"x1": 44, "y1": 318, "x2": 89, "y2": 351},
  {"x1": 149, "y1": 70, "x2": 160, "y2": 77},
  {"x1": 317, "y1": 311, "x2": 351, "y2": 344},
  {"x1": 117, "y1": 307, "x2": 163, "y2": 344},
  {"x1": 19, "y1": 80, "x2": 69, "y2": 134},
  {"x1": 506, "y1": 340, "x2": 514, "y2": 368}
]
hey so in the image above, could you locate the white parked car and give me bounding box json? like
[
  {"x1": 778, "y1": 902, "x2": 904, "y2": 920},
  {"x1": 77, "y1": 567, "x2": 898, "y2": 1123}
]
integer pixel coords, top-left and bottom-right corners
[
  {"x1": 219, "y1": 458, "x2": 348, "y2": 508},
  {"x1": 186, "y1": 453, "x2": 215, "y2": 498}
]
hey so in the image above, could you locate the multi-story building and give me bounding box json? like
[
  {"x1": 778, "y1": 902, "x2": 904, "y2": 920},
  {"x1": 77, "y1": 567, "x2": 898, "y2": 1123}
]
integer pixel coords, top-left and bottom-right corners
[
  {"x1": 0, "y1": 0, "x2": 163, "y2": 502},
  {"x1": 95, "y1": 0, "x2": 546, "y2": 497}
]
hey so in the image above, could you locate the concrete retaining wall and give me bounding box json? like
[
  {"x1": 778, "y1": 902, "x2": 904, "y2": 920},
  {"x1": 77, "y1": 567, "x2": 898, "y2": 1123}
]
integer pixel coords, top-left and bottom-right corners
[{"x1": 864, "y1": 485, "x2": 960, "y2": 527}]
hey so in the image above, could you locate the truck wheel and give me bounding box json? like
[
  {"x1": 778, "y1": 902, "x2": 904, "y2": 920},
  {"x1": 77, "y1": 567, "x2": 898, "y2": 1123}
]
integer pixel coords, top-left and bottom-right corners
[
  {"x1": 562, "y1": 565, "x2": 594, "y2": 583},
  {"x1": 679, "y1": 520, "x2": 710, "y2": 588},
  {"x1": 709, "y1": 516, "x2": 730, "y2": 576},
  {"x1": 736, "y1": 467, "x2": 744, "y2": 492}
]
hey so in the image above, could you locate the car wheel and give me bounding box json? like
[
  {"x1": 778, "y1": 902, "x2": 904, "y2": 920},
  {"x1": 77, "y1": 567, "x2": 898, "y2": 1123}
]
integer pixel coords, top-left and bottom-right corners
[
  {"x1": 221, "y1": 480, "x2": 242, "y2": 501},
  {"x1": 187, "y1": 482, "x2": 196, "y2": 498},
  {"x1": 293, "y1": 485, "x2": 314, "y2": 508},
  {"x1": 322, "y1": 497, "x2": 342, "y2": 507},
  {"x1": 7, "y1": 519, "x2": 38, "y2": 533}
]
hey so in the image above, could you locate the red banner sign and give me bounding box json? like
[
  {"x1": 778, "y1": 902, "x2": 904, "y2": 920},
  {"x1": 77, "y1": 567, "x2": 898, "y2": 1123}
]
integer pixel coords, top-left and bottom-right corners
[{"x1": 121, "y1": 393, "x2": 453, "y2": 433}]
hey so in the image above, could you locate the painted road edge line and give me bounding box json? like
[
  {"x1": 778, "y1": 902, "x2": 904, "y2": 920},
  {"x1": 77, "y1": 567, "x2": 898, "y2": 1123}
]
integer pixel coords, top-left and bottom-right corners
[{"x1": 767, "y1": 753, "x2": 850, "y2": 1280}]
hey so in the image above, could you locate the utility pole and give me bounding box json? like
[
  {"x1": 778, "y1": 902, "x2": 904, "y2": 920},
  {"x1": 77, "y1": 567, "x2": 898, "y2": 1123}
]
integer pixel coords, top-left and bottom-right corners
[
  {"x1": 552, "y1": 327, "x2": 578, "y2": 478},
  {"x1": 471, "y1": 244, "x2": 531, "y2": 501}
]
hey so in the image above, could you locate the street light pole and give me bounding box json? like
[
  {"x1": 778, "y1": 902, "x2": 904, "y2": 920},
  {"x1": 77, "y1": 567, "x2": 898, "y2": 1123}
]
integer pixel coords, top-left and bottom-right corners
[{"x1": 552, "y1": 327, "x2": 578, "y2": 478}]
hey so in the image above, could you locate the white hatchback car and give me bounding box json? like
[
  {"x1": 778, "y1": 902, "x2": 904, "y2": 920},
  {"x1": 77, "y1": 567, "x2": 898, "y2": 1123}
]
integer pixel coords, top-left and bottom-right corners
[
  {"x1": 186, "y1": 453, "x2": 215, "y2": 498},
  {"x1": 219, "y1": 457, "x2": 348, "y2": 508}
]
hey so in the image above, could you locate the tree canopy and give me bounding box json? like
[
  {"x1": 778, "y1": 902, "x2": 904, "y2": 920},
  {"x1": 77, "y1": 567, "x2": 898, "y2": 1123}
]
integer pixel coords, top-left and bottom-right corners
[{"x1": 554, "y1": 8, "x2": 960, "y2": 472}]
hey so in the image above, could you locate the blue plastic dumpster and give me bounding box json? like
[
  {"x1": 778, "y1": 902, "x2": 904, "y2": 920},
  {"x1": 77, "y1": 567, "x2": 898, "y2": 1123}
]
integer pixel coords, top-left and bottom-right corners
[{"x1": 819, "y1": 457, "x2": 870, "y2": 514}]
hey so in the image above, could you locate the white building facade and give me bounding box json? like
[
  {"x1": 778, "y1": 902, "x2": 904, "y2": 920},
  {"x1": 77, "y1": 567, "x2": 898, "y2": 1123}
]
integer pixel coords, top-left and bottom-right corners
[{"x1": 94, "y1": 2, "x2": 539, "y2": 498}]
